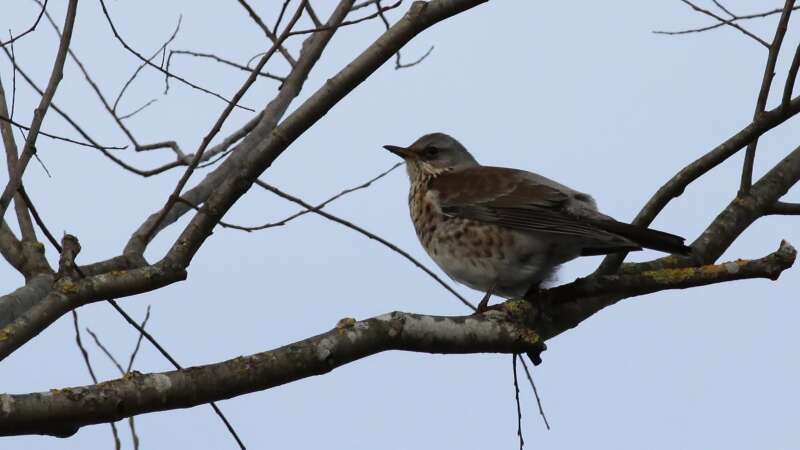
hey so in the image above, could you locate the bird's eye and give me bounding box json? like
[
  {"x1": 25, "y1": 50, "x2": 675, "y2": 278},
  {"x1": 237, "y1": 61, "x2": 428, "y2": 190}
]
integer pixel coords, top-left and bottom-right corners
[{"x1": 423, "y1": 146, "x2": 440, "y2": 159}]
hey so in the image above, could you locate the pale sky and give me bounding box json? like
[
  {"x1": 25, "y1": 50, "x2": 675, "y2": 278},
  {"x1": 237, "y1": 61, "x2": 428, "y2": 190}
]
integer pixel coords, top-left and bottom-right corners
[{"x1": 1, "y1": 1, "x2": 799, "y2": 449}]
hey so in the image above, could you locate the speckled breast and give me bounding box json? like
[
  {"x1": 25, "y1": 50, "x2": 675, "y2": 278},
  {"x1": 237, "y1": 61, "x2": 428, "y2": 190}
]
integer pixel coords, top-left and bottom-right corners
[{"x1": 407, "y1": 177, "x2": 532, "y2": 295}]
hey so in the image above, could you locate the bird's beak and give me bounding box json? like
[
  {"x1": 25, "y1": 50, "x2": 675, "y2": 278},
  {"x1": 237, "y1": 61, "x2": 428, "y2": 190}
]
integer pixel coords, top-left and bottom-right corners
[{"x1": 383, "y1": 144, "x2": 415, "y2": 159}]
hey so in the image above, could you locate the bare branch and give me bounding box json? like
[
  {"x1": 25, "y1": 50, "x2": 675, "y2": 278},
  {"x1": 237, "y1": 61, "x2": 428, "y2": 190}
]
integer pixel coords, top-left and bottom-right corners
[
  {"x1": 0, "y1": 0, "x2": 79, "y2": 230},
  {"x1": 97, "y1": 0, "x2": 252, "y2": 111},
  {"x1": 236, "y1": 0, "x2": 297, "y2": 66},
  {"x1": 655, "y1": 0, "x2": 770, "y2": 47},
  {"x1": 0, "y1": 308, "x2": 545, "y2": 437},
  {"x1": 257, "y1": 180, "x2": 476, "y2": 310},
  {"x1": 766, "y1": 201, "x2": 800, "y2": 215},
  {"x1": 117, "y1": 98, "x2": 158, "y2": 121},
  {"x1": 783, "y1": 43, "x2": 800, "y2": 108},
  {"x1": 518, "y1": 356, "x2": 550, "y2": 430},
  {"x1": 0, "y1": 0, "x2": 49, "y2": 47},
  {"x1": 71, "y1": 311, "x2": 121, "y2": 450},
  {"x1": 512, "y1": 355, "x2": 525, "y2": 450},
  {"x1": 207, "y1": 162, "x2": 402, "y2": 231},
  {"x1": 596, "y1": 95, "x2": 800, "y2": 274},
  {"x1": 374, "y1": 1, "x2": 434, "y2": 69},
  {"x1": 140, "y1": 1, "x2": 309, "y2": 247},
  {"x1": 0, "y1": 75, "x2": 37, "y2": 243},
  {"x1": 126, "y1": 305, "x2": 151, "y2": 372},
  {"x1": 0, "y1": 115, "x2": 125, "y2": 150},
  {"x1": 167, "y1": 50, "x2": 286, "y2": 82},
  {"x1": 162, "y1": 0, "x2": 491, "y2": 269},
  {"x1": 2, "y1": 240, "x2": 793, "y2": 438},
  {"x1": 740, "y1": 0, "x2": 796, "y2": 194},
  {"x1": 127, "y1": 0, "x2": 356, "y2": 255},
  {"x1": 287, "y1": 0, "x2": 403, "y2": 36},
  {"x1": 653, "y1": 4, "x2": 800, "y2": 36},
  {"x1": 274, "y1": 0, "x2": 292, "y2": 33}
]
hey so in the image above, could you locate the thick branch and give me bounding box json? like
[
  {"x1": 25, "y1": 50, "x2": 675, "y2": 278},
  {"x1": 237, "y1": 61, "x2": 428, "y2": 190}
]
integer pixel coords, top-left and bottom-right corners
[
  {"x1": 0, "y1": 263, "x2": 186, "y2": 361},
  {"x1": 0, "y1": 310, "x2": 542, "y2": 437},
  {"x1": 540, "y1": 240, "x2": 796, "y2": 340},
  {"x1": 2, "y1": 240, "x2": 794, "y2": 437}
]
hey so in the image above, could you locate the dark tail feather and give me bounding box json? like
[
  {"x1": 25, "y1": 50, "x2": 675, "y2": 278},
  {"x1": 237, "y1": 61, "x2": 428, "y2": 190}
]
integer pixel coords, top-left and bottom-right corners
[{"x1": 589, "y1": 219, "x2": 692, "y2": 255}]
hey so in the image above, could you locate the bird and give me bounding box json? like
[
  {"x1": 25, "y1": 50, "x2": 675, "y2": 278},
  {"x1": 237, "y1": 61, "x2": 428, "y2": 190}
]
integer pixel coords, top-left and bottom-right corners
[{"x1": 383, "y1": 132, "x2": 691, "y2": 310}]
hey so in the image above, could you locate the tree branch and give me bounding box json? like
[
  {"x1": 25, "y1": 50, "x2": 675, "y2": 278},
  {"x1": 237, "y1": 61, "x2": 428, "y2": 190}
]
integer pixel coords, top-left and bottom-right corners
[
  {"x1": 0, "y1": 0, "x2": 79, "y2": 225},
  {"x1": 740, "y1": 0, "x2": 795, "y2": 194},
  {"x1": 1, "y1": 241, "x2": 793, "y2": 438},
  {"x1": 163, "y1": 0, "x2": 490, "y2": 269},
  {"x1": 596, "y1": 95, "x2": 800, "y2": 274}
]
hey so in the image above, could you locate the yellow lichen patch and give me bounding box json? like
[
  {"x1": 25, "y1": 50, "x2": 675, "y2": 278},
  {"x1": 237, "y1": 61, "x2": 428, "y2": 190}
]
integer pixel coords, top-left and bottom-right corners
[
  {"x1": 336, "y1": 317, "x2": 356, "y2": 330},
  {"x1": 57, "y1": 279, "x2": 80, "y2": 295},
  {"x1": 122, "y1": 371, "x2": 142, "y2": 381},
  {"x1": 109, "y1": 270, "x2": 127, "y2": 277},
  {"x1": 49, "y1": 388, "x2": 63, "y2": 395},
  {"x1": 0, "y1": 327, "x2": 12, "y2": 341},
  {"x1": 641, "y1": 267, "x2": 698, "y2": 284},
  {"x1": 520, "y1": 328, "x2": 540, "y2": 345},
  {"x1": 502, "y1": 299, "x2": 532, "y2": 317}
]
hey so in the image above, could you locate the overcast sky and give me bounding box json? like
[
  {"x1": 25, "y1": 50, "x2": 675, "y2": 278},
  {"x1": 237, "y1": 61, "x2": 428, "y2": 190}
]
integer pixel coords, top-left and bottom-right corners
[{"x1": 2, "y1": 1, "x2": 799, "y2": 449}]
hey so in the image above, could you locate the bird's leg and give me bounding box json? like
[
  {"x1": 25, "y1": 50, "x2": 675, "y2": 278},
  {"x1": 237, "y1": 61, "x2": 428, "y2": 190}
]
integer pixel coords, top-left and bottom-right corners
[{"x1": 476, "y1": 283, "x2": 496, "y2": 313}]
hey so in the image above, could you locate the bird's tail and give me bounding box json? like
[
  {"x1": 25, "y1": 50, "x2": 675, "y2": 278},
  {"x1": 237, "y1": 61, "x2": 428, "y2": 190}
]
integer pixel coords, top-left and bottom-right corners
[{"x1": 587, "y1": 219, "x2": 692, "y2": 255}]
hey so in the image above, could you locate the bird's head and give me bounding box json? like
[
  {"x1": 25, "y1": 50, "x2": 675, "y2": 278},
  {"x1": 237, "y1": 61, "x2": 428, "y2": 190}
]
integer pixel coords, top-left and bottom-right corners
[{"x1": 383, "y1": 132, "x2": 478, "y2": 179}]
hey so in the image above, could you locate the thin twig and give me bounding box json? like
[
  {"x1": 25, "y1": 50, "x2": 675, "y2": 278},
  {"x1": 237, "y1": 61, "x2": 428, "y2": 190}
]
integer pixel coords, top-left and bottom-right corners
[
  {"x1": 654, "y1": 5, "x2": 800, "y2": 36},
  {"x1": 72, "y1": 311, "x2": 122, "y2": 450},
  {"x1": 0, "y1": 116, "x2": 125, "y2": 150},
  {"x1": 189, "y1": 162, "x2": 402, "y2": 231},
  {"x1": 86, "y1": 328, "x2": 125, "y2": 373},
  {"x1": 16, "y1": 187, "x2": 58, "y2": 251},
  {"x1": 118, "y1": 98, "x2": 158, "y2": 121},
  {"x1": 236, "y1": 0, "x2": 297, "y2": 67},
  {"x1": 8, "y1": 34, "x2": 16, "y2": 121},
  {"x1": 126, "y1": 305, "x2": 151, "y2": 372},
  {"x1": 97, "y1": 0, "x2": 252, "y2": 111},
  {"x1": 256, "y1": 180, "x2": 476, "y2": 310},
  {"x1": 167, "y1": 50, "x2": 285, "y2": 82},
  {"x1": 288, "y1": 0, "x2": 402, "y2": 36},
  {"x1": 106, "y1": 300, "x2": 247, "y2": 450},
  {"x1": 519, "y1": 356, "x2": 551, "y2": 430},
  {"x1": 273, "y1": 0, "x2": 292, "y2": 35},
  {"x1": 655, "y1": 0, "x2": 770, "y2": 47},
  {"x1": 374, "y1": 0, "x2": 434, "y2": 69},
  {"x1": 712, "y1": 0, "x2": 735, "y2": 18},
  {"x1": 512, "y1": 354, "x2": 524, "y2": 450},
  {"x1": 0, "y1": 0, "x2": 49, "y2": 47},
  {"x1": 87, "y1": 309, "x2": 149, "y2": 450},
  {"x1": 118, "y1": 15, "x2": 181, "y2": 112}
]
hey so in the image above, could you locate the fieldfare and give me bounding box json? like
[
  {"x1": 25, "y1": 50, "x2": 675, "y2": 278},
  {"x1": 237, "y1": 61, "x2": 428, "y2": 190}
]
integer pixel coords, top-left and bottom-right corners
[{"x1": 383, "y1": 132, "x2": 690, "y2": 308}]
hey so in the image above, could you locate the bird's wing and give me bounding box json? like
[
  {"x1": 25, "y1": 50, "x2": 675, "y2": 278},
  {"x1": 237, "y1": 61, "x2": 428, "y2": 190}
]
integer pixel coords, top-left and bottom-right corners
[{"x1": 430, "y1": 166, "x2": 638, "y2": 246}]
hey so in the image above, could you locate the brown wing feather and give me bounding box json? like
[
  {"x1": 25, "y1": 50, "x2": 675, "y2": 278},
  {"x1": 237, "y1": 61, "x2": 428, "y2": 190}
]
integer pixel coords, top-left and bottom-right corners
[
  {"x1": 430, "y1": 167, "x2": 569, "y2": 209},
  {"x1": 430, "y1": 167, "x2": 637, "y2": 247}
]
